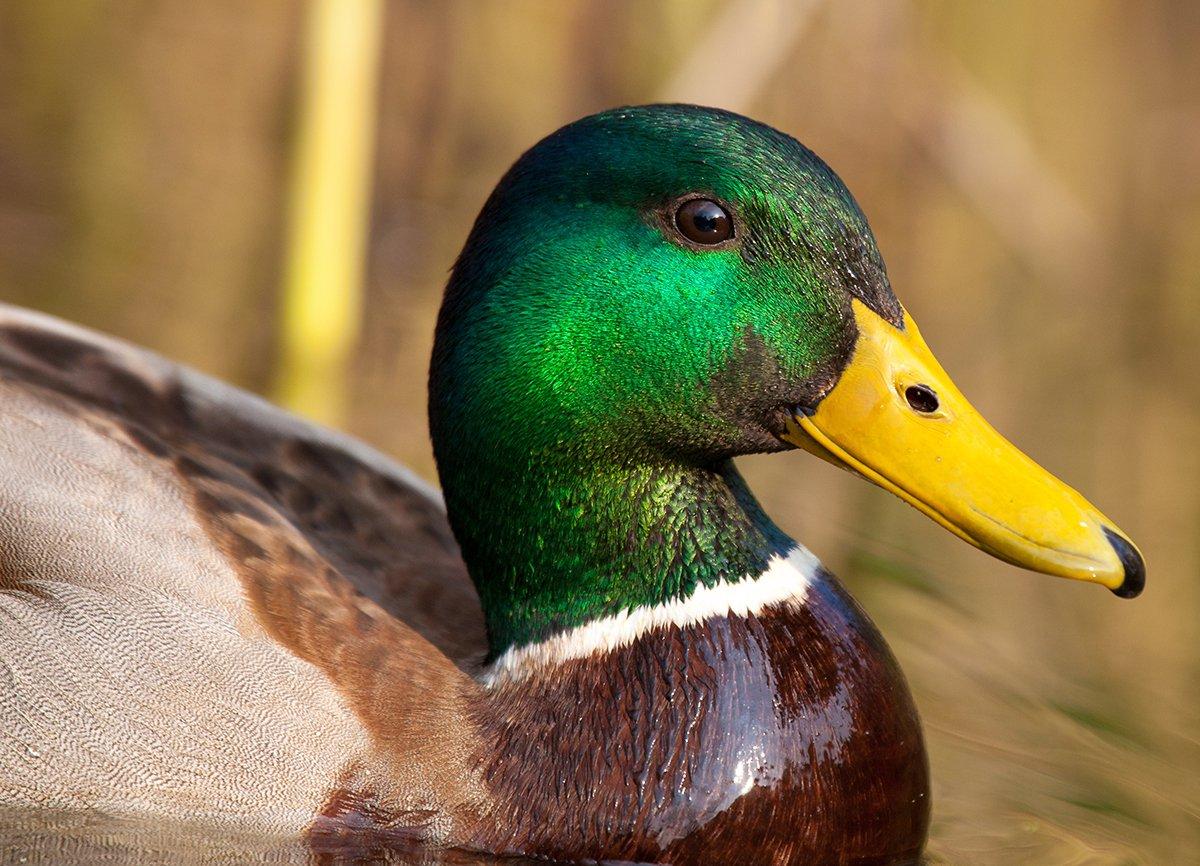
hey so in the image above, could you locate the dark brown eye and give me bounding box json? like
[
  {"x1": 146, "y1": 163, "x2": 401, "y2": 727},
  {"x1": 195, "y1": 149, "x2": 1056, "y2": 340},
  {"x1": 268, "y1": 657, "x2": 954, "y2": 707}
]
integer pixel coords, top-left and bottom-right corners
[{"x1": 674, "y1": 199, "x2": 733, "y2": 245}]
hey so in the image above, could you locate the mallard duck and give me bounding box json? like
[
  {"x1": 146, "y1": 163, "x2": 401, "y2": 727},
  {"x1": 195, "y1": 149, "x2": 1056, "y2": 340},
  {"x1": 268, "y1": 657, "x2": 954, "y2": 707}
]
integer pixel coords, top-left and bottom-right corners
[{"x1": 0, "y1": 105, "x2": 1142, "y2": 865}]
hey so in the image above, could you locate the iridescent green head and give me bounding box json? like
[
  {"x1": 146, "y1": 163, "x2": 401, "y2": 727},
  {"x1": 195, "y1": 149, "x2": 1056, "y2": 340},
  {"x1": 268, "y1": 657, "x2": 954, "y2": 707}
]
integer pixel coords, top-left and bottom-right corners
[
  {"x1": 430, "y1": 104, "x2": 1142, "y2": 657},
  {"x1": 429, "y1": 105, "x2": 892, "y2": 654},
  {"x1": 435, "y1": 105, "x2": 899, "y2": 463}
]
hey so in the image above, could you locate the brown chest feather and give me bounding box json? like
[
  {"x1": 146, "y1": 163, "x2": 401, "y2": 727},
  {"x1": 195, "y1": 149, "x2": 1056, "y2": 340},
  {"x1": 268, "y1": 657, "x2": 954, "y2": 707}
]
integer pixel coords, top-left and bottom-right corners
[{"x1": 466, "y1": 578, "x2": 929, "y2": 865}]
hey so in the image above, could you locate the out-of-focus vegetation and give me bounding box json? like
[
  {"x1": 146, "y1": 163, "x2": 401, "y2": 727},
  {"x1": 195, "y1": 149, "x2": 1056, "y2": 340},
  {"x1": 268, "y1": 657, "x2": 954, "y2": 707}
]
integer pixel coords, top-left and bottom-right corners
[
  {"x1": 276, "y1": 0, "x2": 383, "y2": 424},
  {"x1": 0, "y1": 2, "x2": 1196, "y2": 863}
]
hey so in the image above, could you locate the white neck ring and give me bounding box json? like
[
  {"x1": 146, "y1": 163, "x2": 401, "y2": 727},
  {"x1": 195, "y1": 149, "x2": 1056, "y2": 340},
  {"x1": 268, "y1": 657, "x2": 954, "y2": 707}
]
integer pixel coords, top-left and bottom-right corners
[{"x1": 481, "y1": 545, "x2": 821, "y2": 687}]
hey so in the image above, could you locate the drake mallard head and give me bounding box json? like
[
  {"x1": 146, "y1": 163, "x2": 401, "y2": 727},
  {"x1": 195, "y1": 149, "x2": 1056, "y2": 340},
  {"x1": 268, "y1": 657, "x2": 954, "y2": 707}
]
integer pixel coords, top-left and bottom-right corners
[{"x1": 430, "y1": 104, "x2": 1142, "y2": 657}]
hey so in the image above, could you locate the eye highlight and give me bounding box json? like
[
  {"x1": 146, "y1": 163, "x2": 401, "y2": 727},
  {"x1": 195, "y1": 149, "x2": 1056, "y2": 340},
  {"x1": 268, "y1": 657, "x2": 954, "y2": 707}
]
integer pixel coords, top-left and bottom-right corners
[{"x1": 674, "y1": 198, "x2": 733, "y2": 245}]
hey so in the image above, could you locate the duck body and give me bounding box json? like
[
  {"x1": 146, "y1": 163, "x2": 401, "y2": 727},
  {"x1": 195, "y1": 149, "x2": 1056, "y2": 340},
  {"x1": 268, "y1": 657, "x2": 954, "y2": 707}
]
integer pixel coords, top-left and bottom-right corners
[
  {"x1": 0, "y1": 304, "x2": 925, "y2": 864},
  {"x1": 0, "y1": 104, "x2": 1141, "y2": 864}
]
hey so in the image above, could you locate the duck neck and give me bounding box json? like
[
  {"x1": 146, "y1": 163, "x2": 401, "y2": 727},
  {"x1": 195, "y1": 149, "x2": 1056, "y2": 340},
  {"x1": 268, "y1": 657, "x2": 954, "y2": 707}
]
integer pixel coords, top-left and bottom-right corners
[{"x1": 439, "y1": 453, "x2": 798, "y2": 662}]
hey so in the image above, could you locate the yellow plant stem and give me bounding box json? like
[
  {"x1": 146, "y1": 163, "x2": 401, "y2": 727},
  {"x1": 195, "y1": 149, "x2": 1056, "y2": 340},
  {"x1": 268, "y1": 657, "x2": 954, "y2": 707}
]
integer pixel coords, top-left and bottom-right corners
[{"x1": 277, "y1": 0, "x2": 384, "y2": 424}]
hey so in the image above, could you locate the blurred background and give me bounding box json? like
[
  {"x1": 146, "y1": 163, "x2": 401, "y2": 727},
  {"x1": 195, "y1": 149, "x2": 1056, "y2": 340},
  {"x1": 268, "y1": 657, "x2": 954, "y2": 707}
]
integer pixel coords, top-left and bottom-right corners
[{"x1": 0, "y1": 1, "x2": 1197, "y2": 863}]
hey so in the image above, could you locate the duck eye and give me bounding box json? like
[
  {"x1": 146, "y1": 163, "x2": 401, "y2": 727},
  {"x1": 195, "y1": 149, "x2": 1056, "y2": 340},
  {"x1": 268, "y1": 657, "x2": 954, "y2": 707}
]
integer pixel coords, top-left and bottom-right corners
[
  {"x1": 905, "y1": 384, "x2": 940, "y2": 414},
  {"x1": 674, "y1": 199, "x2": 733, "y2": 245}
]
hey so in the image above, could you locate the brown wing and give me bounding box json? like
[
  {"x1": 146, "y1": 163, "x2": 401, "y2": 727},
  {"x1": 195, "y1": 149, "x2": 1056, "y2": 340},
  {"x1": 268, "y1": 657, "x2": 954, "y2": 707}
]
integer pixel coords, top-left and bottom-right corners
[
  {"x1": 0, "y1": 302, "x2": 486, "y2": 668},
  {"x1": 0, "y1": 303, "x2": 494, "y2": 832}
]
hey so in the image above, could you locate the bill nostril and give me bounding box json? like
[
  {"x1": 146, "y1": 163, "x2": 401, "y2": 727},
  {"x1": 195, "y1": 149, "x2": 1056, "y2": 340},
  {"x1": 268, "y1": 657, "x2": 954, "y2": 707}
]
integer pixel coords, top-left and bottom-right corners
[
  {"x1": 905, "y1": 384, "x2": 939, "y2": 414},
  {"x1": 1103, "y1": 527, "x2": 1145, "y2": 598}
]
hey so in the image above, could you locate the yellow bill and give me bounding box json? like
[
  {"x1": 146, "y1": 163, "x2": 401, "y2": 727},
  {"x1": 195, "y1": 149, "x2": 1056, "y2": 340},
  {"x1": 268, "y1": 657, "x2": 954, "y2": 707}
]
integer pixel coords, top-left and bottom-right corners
[{"x1": 783, "y1": 299, "x2": 1144, "y2": 597}]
